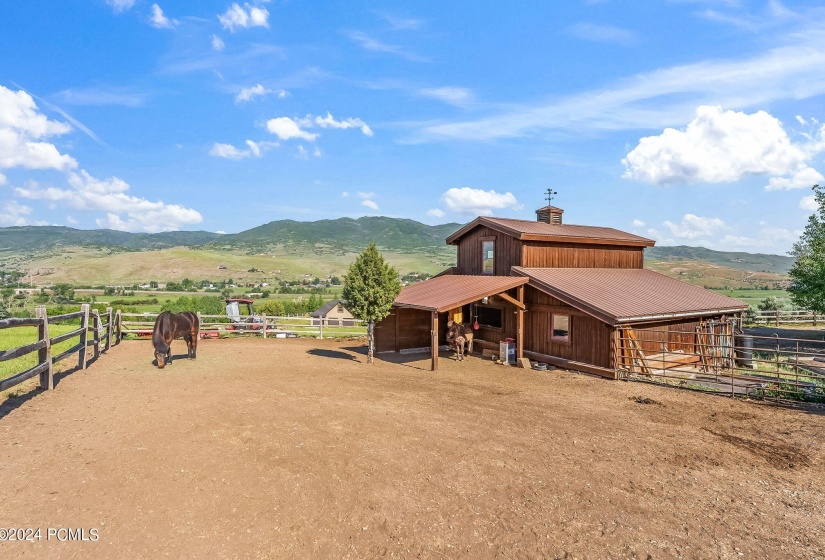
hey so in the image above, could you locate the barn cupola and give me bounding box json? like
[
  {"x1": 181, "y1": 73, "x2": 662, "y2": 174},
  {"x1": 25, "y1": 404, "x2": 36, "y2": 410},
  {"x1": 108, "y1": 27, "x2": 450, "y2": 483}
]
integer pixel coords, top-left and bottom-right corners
[{"x1": 535, "y1": 205, "x2": 563, "y2": 225}]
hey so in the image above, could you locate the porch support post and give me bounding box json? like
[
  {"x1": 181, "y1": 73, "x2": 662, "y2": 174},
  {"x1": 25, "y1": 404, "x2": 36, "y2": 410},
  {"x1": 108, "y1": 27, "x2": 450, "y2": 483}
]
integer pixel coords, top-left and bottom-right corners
[
  {"x1": 431, "y1": 310, "x2": 439, "y2": 371},
  {"x1": 516, "y1": 285, "x2": 524, "y2": 360}
]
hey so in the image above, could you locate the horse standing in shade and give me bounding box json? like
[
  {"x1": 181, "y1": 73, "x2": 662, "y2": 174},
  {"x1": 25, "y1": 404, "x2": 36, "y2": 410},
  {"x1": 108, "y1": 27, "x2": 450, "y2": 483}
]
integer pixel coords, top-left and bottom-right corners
[
  {"x1": 446, "y1": 320, "x2": 474, "y2": 361},
  {"x1": 152, "y1": 311, "x2": 199, "y2": 368}
]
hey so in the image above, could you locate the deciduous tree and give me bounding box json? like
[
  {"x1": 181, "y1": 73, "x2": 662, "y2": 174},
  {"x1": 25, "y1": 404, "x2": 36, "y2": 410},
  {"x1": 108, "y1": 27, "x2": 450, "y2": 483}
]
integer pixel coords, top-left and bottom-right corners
[{"x1": 789, "y1": 184, "x2": 825, "y2": 314}]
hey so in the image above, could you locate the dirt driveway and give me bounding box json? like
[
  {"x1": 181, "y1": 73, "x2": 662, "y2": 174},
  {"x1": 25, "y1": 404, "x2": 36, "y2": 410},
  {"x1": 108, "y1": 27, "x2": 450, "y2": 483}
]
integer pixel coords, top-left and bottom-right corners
[{"x1": 1, "y1": 338, "x2": 824, "y2": 559}]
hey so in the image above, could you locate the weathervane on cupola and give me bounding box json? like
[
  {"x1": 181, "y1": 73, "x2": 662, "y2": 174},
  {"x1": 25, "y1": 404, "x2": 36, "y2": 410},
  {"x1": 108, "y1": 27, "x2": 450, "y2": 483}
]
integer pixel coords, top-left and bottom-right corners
[{"x1": 536, "y1": 188, "x2": 564, "y2": 224}]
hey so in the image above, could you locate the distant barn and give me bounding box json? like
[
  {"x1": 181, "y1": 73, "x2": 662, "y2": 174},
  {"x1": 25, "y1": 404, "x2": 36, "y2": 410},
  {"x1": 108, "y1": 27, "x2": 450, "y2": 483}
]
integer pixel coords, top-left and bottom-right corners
[
  {"x1": 310, "y1": 299, "x2": 356, "y2": 326},
  {"x1": 375, "y1": 205, "x2": 747, "y2": 376}
]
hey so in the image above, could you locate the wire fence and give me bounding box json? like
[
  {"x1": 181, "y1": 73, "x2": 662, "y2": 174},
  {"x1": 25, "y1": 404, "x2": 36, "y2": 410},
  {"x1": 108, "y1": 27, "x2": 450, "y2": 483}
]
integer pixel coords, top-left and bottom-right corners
[{"x1": 616, "y1": 321, "x2": 825, "y2": 404}]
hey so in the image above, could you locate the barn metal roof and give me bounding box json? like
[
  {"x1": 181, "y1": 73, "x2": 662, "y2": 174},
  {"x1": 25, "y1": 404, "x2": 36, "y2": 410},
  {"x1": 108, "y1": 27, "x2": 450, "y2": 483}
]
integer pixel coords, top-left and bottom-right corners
[
  {"x1": 394, "y1": 275, "x2": 529, "y2": 313},
  {"x1": 512, "y1": 267, "x2": 748, "y2": 324},
  {"x1": 445, "y1": 217, "x2": 655, "y2": 247}
]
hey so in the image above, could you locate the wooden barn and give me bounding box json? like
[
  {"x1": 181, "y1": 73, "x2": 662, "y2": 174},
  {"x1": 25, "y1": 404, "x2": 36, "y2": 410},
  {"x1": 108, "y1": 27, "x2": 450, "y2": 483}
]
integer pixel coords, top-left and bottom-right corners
[{"x1": 374, "y1": 205, "x2": 748, "y2": 377}]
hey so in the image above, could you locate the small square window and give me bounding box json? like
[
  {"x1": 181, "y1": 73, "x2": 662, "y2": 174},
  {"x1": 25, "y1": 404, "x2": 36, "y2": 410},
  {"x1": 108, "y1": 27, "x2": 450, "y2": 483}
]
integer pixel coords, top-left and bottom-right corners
[{"x1": 551, "y1": 314, "x2": 570, "y2": 343}]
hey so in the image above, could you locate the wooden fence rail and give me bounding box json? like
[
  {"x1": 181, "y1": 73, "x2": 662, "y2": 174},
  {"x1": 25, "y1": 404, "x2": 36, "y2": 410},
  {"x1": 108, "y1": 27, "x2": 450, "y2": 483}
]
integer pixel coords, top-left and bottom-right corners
[
  {"x1": 0, "y1": 304, "x2": 123, "y2": 393},
  {"x1": 120, "y1": 312, "x2": 367, "y2": 340},
  {"x1": 748, "y1": 310, "x2": 820, "y2": 326}
]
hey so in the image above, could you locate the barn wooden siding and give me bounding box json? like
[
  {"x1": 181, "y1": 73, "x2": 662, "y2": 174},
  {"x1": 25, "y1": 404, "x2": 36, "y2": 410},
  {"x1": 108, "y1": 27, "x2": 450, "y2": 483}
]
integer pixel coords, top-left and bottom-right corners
[
  {"x1": 523, "y1": 286, "x2": 613, "y2": 368},
  {"x1": 521, "y1": 241, "x2": 643, "y2": 269},
  {"x1": 456, "y1": 226, "x2": 522, "y2": 276},
  {"x1": 455, "y1": 225, "x2": 645, "y2": 276},
  {"x1": 375, "y1": 307, "x2": 450, "y2": 353}
]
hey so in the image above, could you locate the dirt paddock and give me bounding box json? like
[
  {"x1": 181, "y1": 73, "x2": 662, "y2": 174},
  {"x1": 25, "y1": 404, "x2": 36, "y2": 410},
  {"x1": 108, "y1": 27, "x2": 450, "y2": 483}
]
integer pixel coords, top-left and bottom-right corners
[{"x1": 1, "y1": 338, "x2": 824, "y2": 559}]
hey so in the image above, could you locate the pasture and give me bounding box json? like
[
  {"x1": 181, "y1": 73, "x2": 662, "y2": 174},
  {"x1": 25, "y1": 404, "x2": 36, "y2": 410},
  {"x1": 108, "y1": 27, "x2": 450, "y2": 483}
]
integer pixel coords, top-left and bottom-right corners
[{"x1": 1, "y1": 338, "x2": 823, "y2": 558}]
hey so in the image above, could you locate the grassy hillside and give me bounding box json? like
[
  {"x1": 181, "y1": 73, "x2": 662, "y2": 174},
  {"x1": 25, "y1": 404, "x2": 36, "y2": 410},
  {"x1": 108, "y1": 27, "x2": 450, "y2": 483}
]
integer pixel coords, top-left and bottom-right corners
[
  {"x1": 209, "y1": 217, "x2": 462, "y2": 252},
  {"x1": 646, "y1": 245, "x2": 794, "y2": 273},
  {"x1": 0, "y1": 219, "x2": 795, "y2": 289},
  {"x1": 0, "y1": 226, "x2": 222, "y2": 252}
]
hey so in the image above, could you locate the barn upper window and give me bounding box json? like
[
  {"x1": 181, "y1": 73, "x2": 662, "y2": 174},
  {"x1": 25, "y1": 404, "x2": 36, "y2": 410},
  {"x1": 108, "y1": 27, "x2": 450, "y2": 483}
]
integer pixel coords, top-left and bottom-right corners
[
  {"x1": 337, "y1": 304, "x2": 344, "y2": 313},
  {"x1": 481, "y1": 240, "x2": 495, "y2": 275},
  {"x1": 551, "y1": 314, "x2": 570, "y2": 343}
]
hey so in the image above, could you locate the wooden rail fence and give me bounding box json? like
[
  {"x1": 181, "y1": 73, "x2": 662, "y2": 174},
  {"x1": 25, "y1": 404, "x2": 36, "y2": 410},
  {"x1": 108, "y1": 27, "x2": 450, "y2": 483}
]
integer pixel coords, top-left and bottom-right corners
[
  {"x1": 120, "y1": 313, "x2": 366, "y2": 340},
  {"x1": 748, "y1": 310, "x2": 820, "y2": 326},
  {"x1": 0, "y1": 304, "x2": 122, "y2": 393}
]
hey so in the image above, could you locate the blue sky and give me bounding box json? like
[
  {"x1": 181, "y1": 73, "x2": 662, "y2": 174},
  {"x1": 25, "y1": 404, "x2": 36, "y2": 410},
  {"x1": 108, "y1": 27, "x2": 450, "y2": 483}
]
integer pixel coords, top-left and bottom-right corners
[{"x1": 2, "y1": 0, "x2": 825, "y2": 254}]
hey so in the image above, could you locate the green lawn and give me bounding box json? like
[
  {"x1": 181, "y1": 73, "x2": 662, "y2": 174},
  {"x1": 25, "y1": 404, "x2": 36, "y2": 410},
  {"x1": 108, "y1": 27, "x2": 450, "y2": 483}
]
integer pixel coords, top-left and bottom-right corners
[
  {"x1": 0, "y1": 323, "x2": 83, "y2": 383},
  {"x1": 711, "y1": 289, "x2": 791, "y2": 306}
]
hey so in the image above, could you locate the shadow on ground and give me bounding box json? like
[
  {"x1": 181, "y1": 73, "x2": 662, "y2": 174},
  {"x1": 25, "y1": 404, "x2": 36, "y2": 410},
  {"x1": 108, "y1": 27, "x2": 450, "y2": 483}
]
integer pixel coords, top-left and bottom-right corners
[{"x1": 307, "y1": 348, "x2": 360, "y2": 361}]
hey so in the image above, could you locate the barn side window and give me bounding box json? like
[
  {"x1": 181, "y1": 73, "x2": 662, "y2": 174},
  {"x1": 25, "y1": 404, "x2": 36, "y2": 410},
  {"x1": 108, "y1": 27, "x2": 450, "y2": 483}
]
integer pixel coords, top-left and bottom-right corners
[
  {"x1": 477, "y1": 306, "x2": 502, "y2": 329},
  {"x1": 551, "y1": 314, "x2": 570, "y2": 343},
  {"x1": 481, "y1": 240, "x2": 495, "y2": 275}
]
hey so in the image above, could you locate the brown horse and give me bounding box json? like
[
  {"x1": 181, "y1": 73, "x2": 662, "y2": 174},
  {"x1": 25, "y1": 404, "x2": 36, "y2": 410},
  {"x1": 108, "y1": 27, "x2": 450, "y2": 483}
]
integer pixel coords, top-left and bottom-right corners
[
  {"x1": 446, "y1": 320, "x2": 474, "y2": 361},
  {"x1": 152, "y1": 311, "x2": 199, "y2": 368}
]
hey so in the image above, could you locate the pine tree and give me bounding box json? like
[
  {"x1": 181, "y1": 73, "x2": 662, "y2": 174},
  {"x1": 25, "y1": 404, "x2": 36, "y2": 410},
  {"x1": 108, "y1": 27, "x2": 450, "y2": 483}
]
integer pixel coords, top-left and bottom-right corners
[
  {"x1": 342, "y1": 243, "x2": 401, "y2": 363},
  {"x1": 789, "y1": 184, "x2": 825, "y2": 314}
]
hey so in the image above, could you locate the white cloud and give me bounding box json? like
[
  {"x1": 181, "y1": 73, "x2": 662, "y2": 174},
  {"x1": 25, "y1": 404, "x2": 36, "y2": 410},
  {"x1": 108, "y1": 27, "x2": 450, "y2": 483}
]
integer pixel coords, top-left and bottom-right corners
[
  {"x1": 357, "y1": 191, "x2": 376, "y2": 200},
  {"x1": 361, "y1": 199, "x2": 379, "y2": 211},
  {"x1": 314, "y1": 112, "x2": 373, "y2": 136},
  {"x1": 149, "y1": 4, "x2": 177, "y2": 29},
  {"x1": 54, "y1": 87, "x2": 147, "y2": 107},
  {"x1": 426, "y1": 208, "x2": 445, "y2": 218},
  {"x1": 440, "y1": 187, "x2": 521, "y2": 216},
  {"x1": 382, "y1": 15, "x2": 424, "y2": 30},
  {"x1": 568, "y1": 23, "x2": 636, "y2": 46},
  {"x1": 212, "y1": 35, "x2": 225, "y2": 51},
  {"x1": 801, "y1": 195, "x2": 818, "y2": 211},
  {"x1": 622, "y1": 105, "x2": 824, "y2": 189},
  {"x1": 209, "y1": 140, "x2": 276, "y2": 159},
  {"x1": 341, "y1": 191, "x2": 350, "y2": 198},
  {"x1": 15, "y1": 170, "x2": 202, "y2": 233},
  {"x1": 218, "y1": 3, "x2": 270, "y2": 32},
  {"x1": 418, "y1": 87, "x2": 474, "y2": 107},
  {"x1": 419, "y1": 22, "x2": 825, "y2": 141},
  {"x1": 632, "y1": 219, "x2": 646, "y2": 227},
  {"x1": 106, "y1": 0, "x2": 135, "y2": 13},
  {"x1": 0, "y1": 201, "x2": 32, "y2": 227},
  {"x1": 65, "y1": 215, "x2": 78, "y2": 225},
  {"x1": 662, "y1": 214, "x2": 727, "y2": 240},
  {"x1": 0, "y1": 85, "x2": 77, "y2": 177},
  {"x1": 266, "y1": 117, "x2": 318, "y2": 141},
  {"x1": 235, "y1": 84, "x2": 286, "y2": 103},
  {"x1": 345, "y1": 31, "x2": 427, "y2": 62},
  {"x1": 766, "y1": 166, "x2": 825, "y2": 190}
]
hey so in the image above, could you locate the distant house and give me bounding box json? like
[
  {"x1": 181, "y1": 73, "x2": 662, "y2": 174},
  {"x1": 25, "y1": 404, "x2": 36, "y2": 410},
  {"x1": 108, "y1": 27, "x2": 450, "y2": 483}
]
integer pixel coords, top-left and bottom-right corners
[{"x1": 310, "y1": 300, "x2": 356, "y2": 326}]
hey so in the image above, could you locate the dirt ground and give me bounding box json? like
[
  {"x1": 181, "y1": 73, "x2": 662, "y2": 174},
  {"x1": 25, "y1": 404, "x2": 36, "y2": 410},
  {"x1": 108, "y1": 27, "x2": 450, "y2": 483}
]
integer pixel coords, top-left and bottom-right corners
[{"x1": 1, "y1": 338, "x2": 824, "y2": 559}]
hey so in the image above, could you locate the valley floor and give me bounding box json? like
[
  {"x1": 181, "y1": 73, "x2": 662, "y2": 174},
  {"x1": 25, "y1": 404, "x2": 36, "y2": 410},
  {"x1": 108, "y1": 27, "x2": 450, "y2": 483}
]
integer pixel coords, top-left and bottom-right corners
[{"x1": 1, "y1": 338, "x2": 823, "y2": 558}]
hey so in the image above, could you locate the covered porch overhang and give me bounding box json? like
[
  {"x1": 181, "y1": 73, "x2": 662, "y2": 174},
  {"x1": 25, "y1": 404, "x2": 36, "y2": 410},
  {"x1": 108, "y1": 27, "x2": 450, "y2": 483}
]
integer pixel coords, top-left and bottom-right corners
[{"x1": 386, "y1": 275, "x2": 529, "y2": 371}]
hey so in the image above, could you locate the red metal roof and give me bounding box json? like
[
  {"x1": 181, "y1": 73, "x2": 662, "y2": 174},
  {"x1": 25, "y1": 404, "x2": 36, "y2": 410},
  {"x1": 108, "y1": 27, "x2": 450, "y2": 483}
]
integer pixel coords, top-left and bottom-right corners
[
  {"x1": 512, "y1": 267, "x2": 747, "y2": 324},
  {"x1": 446, "y1": 217, "x2": 655, "y2": 247},
  {"x1": 394, "y1": 275, "x2": 529, "y2": 312}
]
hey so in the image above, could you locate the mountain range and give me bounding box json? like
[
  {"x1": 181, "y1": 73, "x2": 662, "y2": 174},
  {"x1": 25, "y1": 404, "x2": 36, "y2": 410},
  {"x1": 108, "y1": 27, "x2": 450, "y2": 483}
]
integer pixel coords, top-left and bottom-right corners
[{"x1": 0, "y1": 218, "x2": 795, "y2": 286}]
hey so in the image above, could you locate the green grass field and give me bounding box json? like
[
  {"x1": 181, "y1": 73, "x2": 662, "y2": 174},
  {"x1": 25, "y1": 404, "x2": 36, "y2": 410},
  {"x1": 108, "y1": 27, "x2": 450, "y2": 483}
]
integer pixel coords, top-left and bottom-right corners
[
  {"x1": 0, "y1": 323, "x2": 80, "y2": 384},
  {"x1": 711, "y1": 289, "x2": 791, "y2": 307}
]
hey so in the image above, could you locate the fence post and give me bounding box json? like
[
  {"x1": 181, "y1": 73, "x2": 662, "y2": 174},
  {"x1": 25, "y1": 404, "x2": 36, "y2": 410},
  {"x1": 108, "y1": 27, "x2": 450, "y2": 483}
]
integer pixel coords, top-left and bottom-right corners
[
  {"x1": 262, "y1": 313, "x2": 267, "y2": 339},
  {"x1": 36, "y1": 306, "x2": 53, "y2": 390},
  {"x1": 319, "y1": 318, "x2": 324, "y2": 340},
  {"x1": 92, "y1": 311, "x2": 101, "y2": 362},
  {"x1": 78, "y1": 303, "x2": 90, "y2": 370},
  {"x1": 105, "y1": 307, "x2": 113, "y2": 352},
  {"x1": 115, "y1": 310, "x2": 122, "y2": 344}
]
